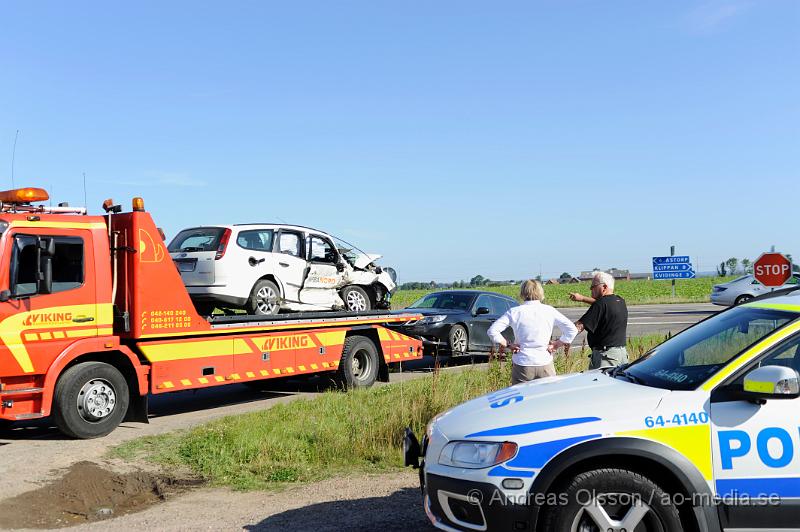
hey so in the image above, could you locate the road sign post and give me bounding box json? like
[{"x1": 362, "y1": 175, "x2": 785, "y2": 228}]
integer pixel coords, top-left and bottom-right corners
[
  {"x1": 753, "y1": 252, "x2": 792, "y2": 288},
  {"x1": 653, "y1": 250, "x2": 695, "y2": 294}
]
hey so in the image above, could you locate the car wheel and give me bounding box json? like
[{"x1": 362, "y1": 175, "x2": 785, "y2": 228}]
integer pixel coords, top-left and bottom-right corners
[
  {"x1": 53, "y1": 362, "x2": 130, "y2": 439},
  {"x1": 735, "y1": 294, "x2": 754, "y2": 305},
  {"x1": 336, "y1": 335, "x2": 380, "y2": 389},
  {"x1": 448, "y1": 324, "x2": 468, "y2": 356},
  {"x1": 342, "y1": 285, "x2": 372, "y2": 312},
  {"x1": 541, "y1": 468, "x2": 683, "y2": 532},
  {"x1": 248, "y1": 279, "x2": 281, "y2": 315}
]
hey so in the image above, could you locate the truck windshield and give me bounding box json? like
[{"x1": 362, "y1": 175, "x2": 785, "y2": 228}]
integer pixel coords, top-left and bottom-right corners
[
  {"x1": 168, "y1": 227, "x2": 225, "y2": 253},
  {"x1": 623, "y1": 306, "x2": 798, "y2": 391}
]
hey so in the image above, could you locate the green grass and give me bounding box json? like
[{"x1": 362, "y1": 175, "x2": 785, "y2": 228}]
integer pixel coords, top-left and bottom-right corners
[
  {"x1": 392, "y1": 276, "x2": 734, "y2": 309},
  {"x1": 112, "y1": 334, "x2": 668, "y2": 491}
]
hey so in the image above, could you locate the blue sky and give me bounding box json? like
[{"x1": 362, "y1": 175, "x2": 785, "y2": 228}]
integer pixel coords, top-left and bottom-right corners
[{"x1": 2, "y1": 1, "x2": 798, "y2": 282}]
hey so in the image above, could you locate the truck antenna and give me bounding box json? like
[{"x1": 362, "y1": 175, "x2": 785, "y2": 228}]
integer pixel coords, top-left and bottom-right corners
[
  {"x1": 83, "y1": 172, "x2": 87, "y2": 211},
  {"x1": 10, "y1": 129, "x2": 19, "y2": 188}
]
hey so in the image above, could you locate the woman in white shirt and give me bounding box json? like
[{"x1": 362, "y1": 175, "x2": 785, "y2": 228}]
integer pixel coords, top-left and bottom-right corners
[{"x1": 488, "y1": 279, "x2": 578, "y2": 385}]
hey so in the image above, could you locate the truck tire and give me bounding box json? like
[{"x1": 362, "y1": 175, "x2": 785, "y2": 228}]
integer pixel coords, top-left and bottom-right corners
[
  {"x1": 248, "y1": 279, "x2": 281, "y2": 315},
  {"x1": 336, "y1": 336, "x2": 380, "y2": 389},
  {"x1": 342, "y1": 285, "x2": 372, "y2": 312},
  {"x1": 52, "y1": 362, "x2": 130, "y2": 439},
  {"x1": 541, "y1": 468, "x2": 683, "y2": 532},
  {"x1": 448, "y1": 324, "x2": 468, "y2": 356}
]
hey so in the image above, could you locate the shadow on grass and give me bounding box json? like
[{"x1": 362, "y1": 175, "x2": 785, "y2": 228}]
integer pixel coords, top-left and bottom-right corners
[{"x1": 243, "y1": 487, "x2": 434, "y2": 531}]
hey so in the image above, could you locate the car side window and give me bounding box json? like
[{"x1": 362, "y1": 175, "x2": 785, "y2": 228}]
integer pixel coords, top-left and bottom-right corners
[
  {"x1": 236, "y1": 229, "x2": 274, "y2": 252},
  {"x1": 307, "y1": 236, "x2": 336, "y2": 263},
  {"x1": 488, "y1": 295, "x2": 508, "y2": 315},
  {"x1": 728, "y1": 336, "x2": 800, "y2": 389},
  {"x1": 10, "y1": 235, "x2": 84, "y2": 297},
  {"x1": 474, "y1": 294, "x2": 494, "y2": 314},
  {"x1": 277, "y1": 232, "x2": 302, "y2": 257}
]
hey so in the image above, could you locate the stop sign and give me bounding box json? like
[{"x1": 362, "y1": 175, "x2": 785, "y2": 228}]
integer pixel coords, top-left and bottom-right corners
[{"x1": 753, "y1": 252, "x2": 792, "y2": 287}]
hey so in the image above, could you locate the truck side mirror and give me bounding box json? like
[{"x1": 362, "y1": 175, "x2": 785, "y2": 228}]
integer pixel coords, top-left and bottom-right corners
[
  {"x1": 37, "y1": 237, "x2": 54, "y2": 295},
  {"x1": 39, "y1": 237, "x2": 55, "y2": 257},
  {"x1": 38, "y1": 255, "x2": 53, "y2": 295},
  {"x1": 0, "y1": 290, "x2": 9, "y2": 302}
]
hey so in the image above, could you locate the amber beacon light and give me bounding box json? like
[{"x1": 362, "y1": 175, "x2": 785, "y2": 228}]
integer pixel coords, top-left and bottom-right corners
[
  {"x1": 132, "y1": 197, "x2": 145, "y2": 212},
  {"x1": 0, "y1": 187, "x2": 50, "y2": 204}
]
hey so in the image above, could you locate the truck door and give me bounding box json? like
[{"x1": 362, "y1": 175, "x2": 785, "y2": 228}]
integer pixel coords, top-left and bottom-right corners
[
  {"x1": 274, "y1": 230, "x2": 306, "y2": 303},
  {"x1": 710, "y1": 333, "x2": 800, "y2": 529},
  {"x1": 0, "y1": 229, "x2": 104, "y2": 376},
  {"x1": 300, "y1": 234, "x2": 341, "y2": 308}
]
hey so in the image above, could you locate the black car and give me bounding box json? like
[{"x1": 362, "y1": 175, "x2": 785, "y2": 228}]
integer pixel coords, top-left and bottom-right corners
[{"x1": 390, "y1": 290, "x2": 516, "y2": 356}]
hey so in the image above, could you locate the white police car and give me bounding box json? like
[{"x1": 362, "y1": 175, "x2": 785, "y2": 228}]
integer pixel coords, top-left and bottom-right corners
[{"x1": 405, "y1": 290, "x2": 800, "y2": 531}]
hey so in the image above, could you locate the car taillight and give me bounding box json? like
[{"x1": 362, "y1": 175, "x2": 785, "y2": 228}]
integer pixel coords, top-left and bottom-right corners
[
  {"x1": 215, "y1": 229, "x2": 232, "y2": 260},
  {"x1": 713, "y1": 286, "x2": 727, "y2": 293}
]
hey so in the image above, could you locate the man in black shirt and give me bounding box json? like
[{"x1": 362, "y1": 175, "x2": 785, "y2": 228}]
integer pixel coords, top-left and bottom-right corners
[{"x1": 569, "y1": 272, "x2": 628, "y2": 369}]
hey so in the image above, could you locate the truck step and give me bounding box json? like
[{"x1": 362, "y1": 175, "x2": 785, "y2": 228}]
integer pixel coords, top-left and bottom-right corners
[
  {"x1": 0, "y1": 387, "x2": 44, "y2": 396},
  {"x1": 13, "y1": 412, "x2": 44, "y2": 420}
]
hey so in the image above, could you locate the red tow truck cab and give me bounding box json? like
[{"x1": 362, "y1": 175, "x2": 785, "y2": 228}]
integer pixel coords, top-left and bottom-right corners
[{"x1": 0, "y1": 188, "x2": 422, "y2": 438}]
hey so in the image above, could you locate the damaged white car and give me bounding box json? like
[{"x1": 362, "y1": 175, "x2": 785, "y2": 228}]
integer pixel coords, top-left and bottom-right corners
[{"x1": 168, "y1": 224, "x2": 397, "y2": 315}]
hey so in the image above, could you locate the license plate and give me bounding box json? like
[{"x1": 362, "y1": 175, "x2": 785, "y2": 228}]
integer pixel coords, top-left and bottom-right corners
[{"x1": 176, "y1": 260, "x2": 196, "y2": 272}]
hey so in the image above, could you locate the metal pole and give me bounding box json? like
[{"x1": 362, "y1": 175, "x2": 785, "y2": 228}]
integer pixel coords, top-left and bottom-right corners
[{"x1": 671, "y1": 245, "x2": 676, "y2": 298}]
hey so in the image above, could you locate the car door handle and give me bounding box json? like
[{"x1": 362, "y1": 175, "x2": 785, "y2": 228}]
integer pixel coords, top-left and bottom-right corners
[
  {"x1": 279, "y1": 262, "x2": 289, "y2": 267},
  {"x1": 72, "y1": 316, "x2": 95, "y2": 323}
]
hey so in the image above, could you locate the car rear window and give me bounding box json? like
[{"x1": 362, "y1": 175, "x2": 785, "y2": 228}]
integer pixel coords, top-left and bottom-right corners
[{"x1": 168, "y1": 227, "x2": 225, "y2": 252}]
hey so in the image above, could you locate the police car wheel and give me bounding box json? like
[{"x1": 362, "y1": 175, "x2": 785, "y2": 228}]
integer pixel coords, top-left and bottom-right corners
[
  {"x1": 53, "y1": 362, "x2": 130, "y2": 439},
  {"x1": 542, "y1": 468, "x2": 683, "y2": 532},
  {"x1": 336, "y1": 336, "x2": 380, "y2": 389}
]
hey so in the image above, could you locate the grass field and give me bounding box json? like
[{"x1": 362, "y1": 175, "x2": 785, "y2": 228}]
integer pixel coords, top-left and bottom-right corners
[
  {"x1": 112, "y1": 334, "x2": 667, "y2": 490},
  {"x1": 392, "y1": 276, "x2": 734, "y2": 309}
]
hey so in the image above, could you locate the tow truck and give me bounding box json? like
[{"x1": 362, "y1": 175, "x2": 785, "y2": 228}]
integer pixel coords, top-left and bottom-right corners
[{"x1": 0, "y1": 187, "x2": 422, "y2": 438}]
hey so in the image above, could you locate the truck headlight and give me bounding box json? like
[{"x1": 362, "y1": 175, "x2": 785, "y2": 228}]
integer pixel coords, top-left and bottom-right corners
[
  {"x1": 438, "y1": 441, "x2": 518, "y2": 469},
  {"x1": 417, "y1": 315, "x2": 447, "y2": 325}
]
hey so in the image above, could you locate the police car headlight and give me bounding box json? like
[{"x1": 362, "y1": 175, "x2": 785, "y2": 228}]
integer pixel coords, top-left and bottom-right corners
[
  {"x1": 417, "y1": 315, "x2": 447, "y2": 325},
  {"x1": 438, "y1": 441, "x2": 518, "y2": 469}
]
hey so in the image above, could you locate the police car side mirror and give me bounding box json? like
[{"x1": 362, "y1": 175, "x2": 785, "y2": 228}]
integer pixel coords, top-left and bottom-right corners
[{"x1": 743, "y1": 366, "x2": 800, "y2": 400}]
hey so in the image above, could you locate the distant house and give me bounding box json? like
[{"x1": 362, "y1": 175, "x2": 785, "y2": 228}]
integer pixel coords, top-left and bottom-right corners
[{"x1": 545, "y1": 279, "x2": 560, "y2": 285}]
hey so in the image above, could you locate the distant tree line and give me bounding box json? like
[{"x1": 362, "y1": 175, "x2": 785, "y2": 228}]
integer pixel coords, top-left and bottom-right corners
[
  {"x1": 398, "y1": 274, "x2": 541, "y2": 291},
  {"x1": 716, "y1": 254, "x2": 798, "y2": 276}
]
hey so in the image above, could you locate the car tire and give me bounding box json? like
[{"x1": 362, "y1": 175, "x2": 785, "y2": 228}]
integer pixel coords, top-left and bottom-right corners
[
  {"x1": 52, "y1": 362, "x2": 130, "y2": 439},
  {"x1": 448, "y1": 324, "x2": 468, "y2": 356},
  {"x1": 735, "y1": 294, "x2": 754, "y2": 305},
  {"x1": 336, "y1": 336, "x2": 380, "y2": 389},
  {"x1": 342, "y1": 285, "x2": 373, "y2": 312},
  {"x1": 248, "y1": 279, "x2": 281, "y2": 315},
  {"x1": 541, "y1": 468, "x2": 683, "y2": 532}
]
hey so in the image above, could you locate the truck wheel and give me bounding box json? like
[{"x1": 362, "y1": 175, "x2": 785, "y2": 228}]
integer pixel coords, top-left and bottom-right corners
[
  {"x1": 342, "y1": 286, "x2": 372, "y2": 312},
  {"x1": 448, "y1": 325, "x2": 468, "y2": 356},
  {"x1": 541, "y1": 468, "x2": 683, "y2": 532},
  {"x1": 337, "y1": 336, "x2": 380, "y2": 389},
  {"x1": 248, "y1": 279, "x2": 281, "y2": 315},
  {"x1": 52, "y1": 362, "x2": 130, "y2": 439}
]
